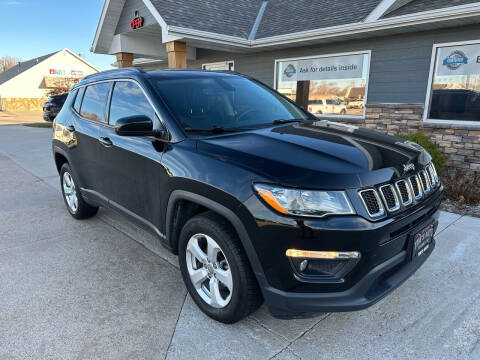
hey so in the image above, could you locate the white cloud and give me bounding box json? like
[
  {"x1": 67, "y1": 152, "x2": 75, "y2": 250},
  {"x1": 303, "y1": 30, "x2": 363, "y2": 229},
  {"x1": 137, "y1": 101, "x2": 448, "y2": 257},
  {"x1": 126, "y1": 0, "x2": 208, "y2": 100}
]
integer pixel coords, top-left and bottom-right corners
[{"x1": 0, "y1": 1, "x2": 23, "y2": 5}]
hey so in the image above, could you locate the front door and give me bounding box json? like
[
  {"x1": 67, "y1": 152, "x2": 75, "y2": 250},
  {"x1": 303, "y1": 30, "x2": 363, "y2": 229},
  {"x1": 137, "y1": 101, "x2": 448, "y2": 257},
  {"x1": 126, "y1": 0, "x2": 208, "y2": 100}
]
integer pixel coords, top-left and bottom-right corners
[{"x1": 96, "y1": 80, "x2": 168, "y2": 234}]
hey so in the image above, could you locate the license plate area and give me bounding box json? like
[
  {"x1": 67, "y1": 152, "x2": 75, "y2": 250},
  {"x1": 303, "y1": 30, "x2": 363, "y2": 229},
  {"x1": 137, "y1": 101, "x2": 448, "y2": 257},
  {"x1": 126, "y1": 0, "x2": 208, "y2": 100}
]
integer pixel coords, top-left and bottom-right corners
[{"x1": 410, "y1": 222, "x2": 434, "y2": 259}]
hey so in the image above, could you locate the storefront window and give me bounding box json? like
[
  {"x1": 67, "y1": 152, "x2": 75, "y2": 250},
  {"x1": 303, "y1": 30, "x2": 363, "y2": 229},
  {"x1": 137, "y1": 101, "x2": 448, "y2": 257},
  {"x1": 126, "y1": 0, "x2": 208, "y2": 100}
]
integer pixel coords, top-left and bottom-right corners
[
  {"x1": 276, "y1": 52, "x2": 370, "y2": 117},
  {"x1": 427, "y1": 41, "x2": 480, "y2": 123}
]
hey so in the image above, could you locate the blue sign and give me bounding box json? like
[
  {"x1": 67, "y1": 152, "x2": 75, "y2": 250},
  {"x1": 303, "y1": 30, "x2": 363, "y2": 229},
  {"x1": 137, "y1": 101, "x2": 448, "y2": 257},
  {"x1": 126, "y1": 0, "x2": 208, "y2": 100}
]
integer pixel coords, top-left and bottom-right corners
[
  {"x1": 442, "y1": 50, "x2": 469, "y2": 70},
  {"x1": 284, "y1": 64, "x2": 296, "y2": 78}
]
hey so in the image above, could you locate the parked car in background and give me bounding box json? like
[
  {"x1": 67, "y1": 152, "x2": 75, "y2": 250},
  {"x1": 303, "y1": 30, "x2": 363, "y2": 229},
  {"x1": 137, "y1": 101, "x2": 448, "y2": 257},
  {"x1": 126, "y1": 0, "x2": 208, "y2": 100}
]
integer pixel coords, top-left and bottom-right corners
[
  {"x1": 52, "y1": 68, "x2": 443, "y2": 323},
  {"x1": 43, "y1": 93, "x2": 68, "y2": 121},
  {"x1": 308, "y1": 98, "x2": 347, "y2": 115},
  {"x1": 348, "y1": 99, "x2": 365, "y2": 109}
]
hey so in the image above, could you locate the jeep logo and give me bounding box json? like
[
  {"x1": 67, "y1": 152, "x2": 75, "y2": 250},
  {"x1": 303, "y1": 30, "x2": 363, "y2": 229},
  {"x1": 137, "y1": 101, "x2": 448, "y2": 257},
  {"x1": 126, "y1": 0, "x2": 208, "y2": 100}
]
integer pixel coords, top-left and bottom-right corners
[{"x1": 403, "y1": 163, "x2": 416, "y2": 173}]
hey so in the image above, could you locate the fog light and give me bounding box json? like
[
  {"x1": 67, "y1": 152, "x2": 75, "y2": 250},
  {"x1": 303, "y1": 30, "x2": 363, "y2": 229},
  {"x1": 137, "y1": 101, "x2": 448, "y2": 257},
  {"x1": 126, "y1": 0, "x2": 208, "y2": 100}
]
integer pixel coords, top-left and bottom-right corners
[
  {"x1": 287, "y1": 249, "x2": 361, "y2": 279},
  {"x1": 286, "y1": 249, "x2": 361, "y2": 260}
]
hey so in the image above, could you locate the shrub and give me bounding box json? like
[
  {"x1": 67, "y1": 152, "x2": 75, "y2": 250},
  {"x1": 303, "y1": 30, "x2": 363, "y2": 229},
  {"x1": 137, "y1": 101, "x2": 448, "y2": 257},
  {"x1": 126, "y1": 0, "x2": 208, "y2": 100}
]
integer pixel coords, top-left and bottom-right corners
[
  {"x1": 442, "y1": 168, "x2": 480, "y2": 205},
  {"x1": 396, "y1": 132, "x2": 448, "y2": 174}
]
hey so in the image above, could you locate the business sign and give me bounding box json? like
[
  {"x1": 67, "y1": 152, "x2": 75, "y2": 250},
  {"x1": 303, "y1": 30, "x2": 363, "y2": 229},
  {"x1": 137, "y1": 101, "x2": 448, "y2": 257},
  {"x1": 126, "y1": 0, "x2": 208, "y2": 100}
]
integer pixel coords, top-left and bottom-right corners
[
  {"x1": 130, "y1": 11, "x2": 144, "y2": 30},
  {"x1": 280, "y1": 54, "x2": 365, "y2": 82},
  {"x1": 436, "y1": 43, "x2": 480, "y2": 76},
  {"x1": 49, "y1": 68, "x2": 84, "y2": 77}
]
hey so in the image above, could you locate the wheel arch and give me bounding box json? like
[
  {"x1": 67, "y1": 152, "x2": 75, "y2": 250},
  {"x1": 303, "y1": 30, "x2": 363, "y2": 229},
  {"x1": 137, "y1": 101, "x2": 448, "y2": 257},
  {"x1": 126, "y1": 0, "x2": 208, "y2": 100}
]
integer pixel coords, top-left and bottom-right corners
[{"x1": 166, "y1": 190, "x2": 269, "y2": 290}]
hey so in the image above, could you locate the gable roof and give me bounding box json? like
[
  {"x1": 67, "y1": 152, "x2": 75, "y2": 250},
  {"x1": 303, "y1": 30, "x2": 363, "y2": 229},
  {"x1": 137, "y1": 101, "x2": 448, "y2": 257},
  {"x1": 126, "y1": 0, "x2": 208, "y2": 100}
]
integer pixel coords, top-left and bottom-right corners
[
  {"x1": 0, "y1": 52, "x2": 55, "y2": 86},
  {"x1": 149, "y1": 0, "x2": 262, "y2": 39},
  {"x1": 255, "y1": 0, "x2": 382, "y2": 39},
  {"x1": 384, "y1": 0, "x2": 480, "y2": 18}
]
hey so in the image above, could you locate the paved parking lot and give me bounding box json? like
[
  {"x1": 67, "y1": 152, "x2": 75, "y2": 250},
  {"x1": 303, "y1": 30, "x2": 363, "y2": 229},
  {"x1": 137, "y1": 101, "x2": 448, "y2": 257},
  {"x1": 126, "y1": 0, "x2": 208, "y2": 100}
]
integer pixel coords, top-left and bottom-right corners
[
  {"x1": 0, "y1": 124, "x2": 479, "y2": 360},
  {"x1": 0, "y1": 111, "x2": 43, "y2": 125}
]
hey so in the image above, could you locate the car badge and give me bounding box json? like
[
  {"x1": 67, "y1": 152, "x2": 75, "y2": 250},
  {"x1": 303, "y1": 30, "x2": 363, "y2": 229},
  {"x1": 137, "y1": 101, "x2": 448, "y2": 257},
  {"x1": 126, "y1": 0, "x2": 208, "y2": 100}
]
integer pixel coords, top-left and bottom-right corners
[{"x1": 403, "y1": 163, "x2": 416, "y2": 174}]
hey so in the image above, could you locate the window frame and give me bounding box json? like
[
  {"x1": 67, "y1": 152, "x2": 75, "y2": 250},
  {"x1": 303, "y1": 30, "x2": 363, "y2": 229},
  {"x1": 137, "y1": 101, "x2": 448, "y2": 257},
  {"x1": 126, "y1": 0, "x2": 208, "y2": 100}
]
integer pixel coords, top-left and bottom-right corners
[
  {"x1": 424, "y1": 39, "x2": 480, "y2": 126},
  {"x1": 273, "y1": 50, "x2": 372, "y2": 120}
]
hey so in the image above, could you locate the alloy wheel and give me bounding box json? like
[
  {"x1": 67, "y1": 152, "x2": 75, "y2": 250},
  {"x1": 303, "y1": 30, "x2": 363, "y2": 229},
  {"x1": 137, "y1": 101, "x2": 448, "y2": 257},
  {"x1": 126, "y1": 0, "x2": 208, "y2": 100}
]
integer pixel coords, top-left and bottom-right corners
[
  {"x1": 62, "y1": 171, "x2": 78, "y2": 213},
  {"x1": 185, "y1": 233, "x2": 233, "y2": 308}
]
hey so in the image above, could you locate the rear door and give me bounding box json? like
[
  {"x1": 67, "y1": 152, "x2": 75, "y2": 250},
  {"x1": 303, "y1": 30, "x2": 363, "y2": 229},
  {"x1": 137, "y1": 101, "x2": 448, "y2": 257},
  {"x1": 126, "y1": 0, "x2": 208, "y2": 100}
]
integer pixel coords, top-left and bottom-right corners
[
  {"x1": 96, "y1": 80, "x2": 168, "y2": 230},
  {"x1": 70, "y1": 82, "x2": 111, "y2": 195}
]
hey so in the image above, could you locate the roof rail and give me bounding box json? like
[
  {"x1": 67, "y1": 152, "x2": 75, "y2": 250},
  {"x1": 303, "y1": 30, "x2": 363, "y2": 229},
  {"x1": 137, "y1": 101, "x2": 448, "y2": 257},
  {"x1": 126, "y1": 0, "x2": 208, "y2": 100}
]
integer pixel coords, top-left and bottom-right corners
[{"x1": 82, "y1": 66, "x2": 146, "y2": 81}]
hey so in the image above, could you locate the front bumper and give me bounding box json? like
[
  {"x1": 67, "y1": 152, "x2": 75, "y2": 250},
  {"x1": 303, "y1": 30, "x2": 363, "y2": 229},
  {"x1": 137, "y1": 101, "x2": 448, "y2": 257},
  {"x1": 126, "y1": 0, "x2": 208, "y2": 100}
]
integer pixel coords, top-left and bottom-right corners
[
  {"x1": 241, "y1": 185, "x2": 443, "y2": 318},
  {"x1": 263, "y1": 237, "x2": 434, "y2": 318}
]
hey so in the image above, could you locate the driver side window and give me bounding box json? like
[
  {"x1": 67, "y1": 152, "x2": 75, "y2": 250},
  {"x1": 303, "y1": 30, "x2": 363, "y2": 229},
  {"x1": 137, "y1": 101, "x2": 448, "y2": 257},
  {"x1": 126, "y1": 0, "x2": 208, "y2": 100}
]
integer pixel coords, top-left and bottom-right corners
[{"x1": 109, "y1": 81, "x2": 156, "y2": 126}]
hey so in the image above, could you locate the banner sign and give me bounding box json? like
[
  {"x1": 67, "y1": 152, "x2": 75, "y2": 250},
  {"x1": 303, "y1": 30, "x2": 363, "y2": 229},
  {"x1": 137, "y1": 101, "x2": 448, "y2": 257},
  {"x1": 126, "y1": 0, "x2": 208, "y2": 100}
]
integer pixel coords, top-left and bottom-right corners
[
  {"x1": 436, "y1": 43, "x2": 480, "y2": 76},
  {"x1": 49, "y1": 68, "x2": 84, "y2": 77},
  {"x1": 280, "y1": 54, "x2": 365, "y2": 82}
]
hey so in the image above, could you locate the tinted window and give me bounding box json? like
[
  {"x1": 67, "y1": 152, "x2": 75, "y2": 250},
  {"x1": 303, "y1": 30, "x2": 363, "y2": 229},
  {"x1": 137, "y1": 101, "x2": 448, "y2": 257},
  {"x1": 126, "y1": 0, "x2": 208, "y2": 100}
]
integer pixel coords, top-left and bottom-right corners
[
  {"x1": 109, "y1": 81, "x2": 156, "y2": 126},
  {"x1": 73, "y1": 87, "x2": 84, "y2": 113},
  {"x1": 79, "y1": 83, "x2": 110, "y2": 122},
  {"x1": 152, "y1": 75, "x2": 308, "y2": 130}
]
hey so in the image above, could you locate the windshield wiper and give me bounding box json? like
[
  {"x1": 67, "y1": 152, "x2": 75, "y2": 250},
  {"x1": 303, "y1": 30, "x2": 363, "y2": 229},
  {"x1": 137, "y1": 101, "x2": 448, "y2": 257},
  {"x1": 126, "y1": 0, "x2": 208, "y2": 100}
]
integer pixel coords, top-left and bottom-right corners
[
  {"x1": 272, "y1": 118, "x2": 308, "y2": 125},
  {"x1": 183, "y1": 126, "x2": 247, "y2": 134}
]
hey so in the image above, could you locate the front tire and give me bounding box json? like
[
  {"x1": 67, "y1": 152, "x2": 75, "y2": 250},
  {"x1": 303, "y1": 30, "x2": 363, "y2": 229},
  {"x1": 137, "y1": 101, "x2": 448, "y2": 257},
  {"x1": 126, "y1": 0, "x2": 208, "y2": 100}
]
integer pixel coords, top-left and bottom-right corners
[
  {"x1": 60, "y1": 163, "x2": 98, "y2": 219},
  {"x1": 178, "y1": 212, "x2": 262, "y2": 323}
]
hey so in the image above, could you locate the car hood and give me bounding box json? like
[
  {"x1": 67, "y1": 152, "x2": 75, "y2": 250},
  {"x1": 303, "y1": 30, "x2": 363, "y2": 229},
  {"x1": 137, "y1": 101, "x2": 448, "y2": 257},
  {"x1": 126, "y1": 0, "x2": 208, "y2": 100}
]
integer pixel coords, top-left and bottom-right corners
[{"x1": 196, "y1": 121, "x2": 432, "y2": 189}]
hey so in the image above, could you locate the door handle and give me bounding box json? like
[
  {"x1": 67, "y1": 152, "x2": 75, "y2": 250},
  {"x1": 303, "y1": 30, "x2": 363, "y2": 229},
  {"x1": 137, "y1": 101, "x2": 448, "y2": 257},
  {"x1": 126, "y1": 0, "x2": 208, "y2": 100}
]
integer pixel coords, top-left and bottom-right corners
[{"x1": 98, "y1": 136, "x2": 113, "y2": 147}]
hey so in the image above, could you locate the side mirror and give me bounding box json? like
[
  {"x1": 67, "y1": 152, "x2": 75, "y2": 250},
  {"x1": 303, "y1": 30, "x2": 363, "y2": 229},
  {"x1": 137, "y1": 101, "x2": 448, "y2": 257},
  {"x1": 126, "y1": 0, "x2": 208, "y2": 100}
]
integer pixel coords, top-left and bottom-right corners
[{"x1": 115, "y1": 115, "x2": 165, "y2": 137}]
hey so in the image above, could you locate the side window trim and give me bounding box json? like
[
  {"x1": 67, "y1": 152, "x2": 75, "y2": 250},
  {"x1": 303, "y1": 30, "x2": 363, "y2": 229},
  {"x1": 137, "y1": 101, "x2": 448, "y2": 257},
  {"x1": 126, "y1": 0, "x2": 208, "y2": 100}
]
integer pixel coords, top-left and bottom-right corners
[{"x1": 104, "y1": 81, "x2": 114, "y2": 125}]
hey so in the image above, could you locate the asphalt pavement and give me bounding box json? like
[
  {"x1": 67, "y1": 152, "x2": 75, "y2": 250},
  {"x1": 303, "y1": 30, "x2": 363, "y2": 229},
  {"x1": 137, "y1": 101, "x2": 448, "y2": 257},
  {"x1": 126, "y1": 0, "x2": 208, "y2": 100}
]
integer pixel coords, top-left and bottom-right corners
[{"x1": 0, "y1": 124, "x2": 479, "y2": 360}]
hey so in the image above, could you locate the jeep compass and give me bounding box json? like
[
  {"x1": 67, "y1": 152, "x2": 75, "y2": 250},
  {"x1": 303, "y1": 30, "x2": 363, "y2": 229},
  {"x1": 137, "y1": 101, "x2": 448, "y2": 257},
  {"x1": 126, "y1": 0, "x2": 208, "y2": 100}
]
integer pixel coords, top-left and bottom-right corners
[{"x1": 52, "y1": 68, "x2": 443, "y2": 323}]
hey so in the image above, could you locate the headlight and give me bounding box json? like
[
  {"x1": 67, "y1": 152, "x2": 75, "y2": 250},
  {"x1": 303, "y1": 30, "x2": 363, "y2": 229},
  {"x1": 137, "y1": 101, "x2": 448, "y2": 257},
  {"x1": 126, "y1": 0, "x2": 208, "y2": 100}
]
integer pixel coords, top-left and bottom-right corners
[{"x1": 253, "y1": 184, "x2": 355, "y2": 218}]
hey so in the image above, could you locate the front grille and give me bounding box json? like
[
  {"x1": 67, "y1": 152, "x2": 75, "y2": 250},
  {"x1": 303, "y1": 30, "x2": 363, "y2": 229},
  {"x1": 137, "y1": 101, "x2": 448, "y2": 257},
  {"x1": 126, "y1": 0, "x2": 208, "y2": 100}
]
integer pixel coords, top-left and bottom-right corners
[
  {"x1": 359, "y1": 189, "x2": 384, "y2": 217},
  {"x1": 395, "y1": 180, "x2": 413, "y2": 206},
  {"x1": 379, "y1": 184, "x2": 400, "y2": 212},
  {"x1": 358, "y1": 162, "x2": 439, "y2": 219},
  {"x1": 419, "y1": 170, "x2": 431, "y2": 193},
  {"x1": 408, "y1": 175, "x2": 423, "y2": 200}
]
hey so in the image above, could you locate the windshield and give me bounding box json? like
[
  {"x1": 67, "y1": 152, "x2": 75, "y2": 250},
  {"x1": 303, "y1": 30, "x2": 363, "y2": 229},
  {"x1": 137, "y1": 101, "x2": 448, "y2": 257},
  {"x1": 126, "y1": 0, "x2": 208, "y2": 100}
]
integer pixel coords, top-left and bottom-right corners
[{"x1": 151, "y1": 74, "x2": 310, "y2": 131}]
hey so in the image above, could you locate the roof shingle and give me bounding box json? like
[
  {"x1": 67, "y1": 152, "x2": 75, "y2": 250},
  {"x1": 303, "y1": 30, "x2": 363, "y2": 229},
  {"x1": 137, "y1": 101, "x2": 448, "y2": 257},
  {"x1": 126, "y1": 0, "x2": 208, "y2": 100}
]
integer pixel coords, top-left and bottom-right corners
[
  {"x1": 149, "y1": 0, "x2": 263, "y2": 38},
  {"x1": 384, "y1": 0, "x2": 480, "y2": 18},
  {"x1": 251, "y1": 0, "x2": 382, "y2": 39}
]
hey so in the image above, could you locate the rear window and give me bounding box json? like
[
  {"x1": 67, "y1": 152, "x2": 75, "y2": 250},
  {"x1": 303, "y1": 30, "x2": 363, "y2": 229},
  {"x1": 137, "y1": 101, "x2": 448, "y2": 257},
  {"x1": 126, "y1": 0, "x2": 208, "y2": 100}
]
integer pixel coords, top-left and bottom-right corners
[{"x1": 79, "y1": 83, "x2": 110, "y2": 122}]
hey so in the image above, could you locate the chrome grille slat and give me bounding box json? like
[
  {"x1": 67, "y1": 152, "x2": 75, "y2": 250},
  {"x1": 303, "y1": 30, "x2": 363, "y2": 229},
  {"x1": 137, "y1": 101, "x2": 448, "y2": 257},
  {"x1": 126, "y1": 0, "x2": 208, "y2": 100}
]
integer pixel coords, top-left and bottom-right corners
[
  {"x1": 395, "y1": 180, "x2": 413, "y2": 206},
  {"x1": 408, "y1": 175, "x2": 423, "y2": 200},
  {"x1": 427, "y1": 164, "x2": 438, "y2": 187},
  {"x1": 419, "y1": 170, "x2": 431, "y2": 193},
  {"x1": 379, "y1": 184, "x2": 400, "y2": 212},
  {"x1": 359, "y1": 189, "x2": 385, "y2": 218}
]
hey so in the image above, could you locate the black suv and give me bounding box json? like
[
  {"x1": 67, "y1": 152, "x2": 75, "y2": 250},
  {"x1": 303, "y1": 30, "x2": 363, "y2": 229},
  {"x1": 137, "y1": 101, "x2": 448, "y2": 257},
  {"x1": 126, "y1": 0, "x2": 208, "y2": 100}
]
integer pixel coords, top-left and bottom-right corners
[
  {"x1": 43, "y1": 93, "x2": 68, "y2": 122},
  {"x1": 52, "y1": 68, "x2": 443, "y2": 323}
]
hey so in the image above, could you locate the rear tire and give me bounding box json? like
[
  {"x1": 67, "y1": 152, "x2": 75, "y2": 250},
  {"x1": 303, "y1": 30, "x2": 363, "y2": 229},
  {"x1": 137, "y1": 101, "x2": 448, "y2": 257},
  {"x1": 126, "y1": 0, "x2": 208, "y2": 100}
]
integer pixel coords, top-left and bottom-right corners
[
  {"x1": 178, "y1": 212, "x2": 262, "y2": 323},
  {"x1": 60, "y1": 163, "x2": 98, "y2": 219}
]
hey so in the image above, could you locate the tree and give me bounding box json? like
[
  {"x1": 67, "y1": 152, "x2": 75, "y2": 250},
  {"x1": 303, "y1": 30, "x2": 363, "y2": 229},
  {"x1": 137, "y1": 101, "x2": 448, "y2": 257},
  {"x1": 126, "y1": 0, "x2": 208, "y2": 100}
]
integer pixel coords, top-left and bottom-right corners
[{"x1": 0, "y1": 56, "x2": 21, "y2": 73}]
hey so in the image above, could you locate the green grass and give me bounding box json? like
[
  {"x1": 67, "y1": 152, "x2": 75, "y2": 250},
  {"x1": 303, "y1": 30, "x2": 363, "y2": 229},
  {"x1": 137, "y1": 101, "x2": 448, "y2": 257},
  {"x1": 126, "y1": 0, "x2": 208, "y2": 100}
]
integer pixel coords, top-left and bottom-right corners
[{"x1": 23, "y1": 122, "x2": 53, "y2": 128}]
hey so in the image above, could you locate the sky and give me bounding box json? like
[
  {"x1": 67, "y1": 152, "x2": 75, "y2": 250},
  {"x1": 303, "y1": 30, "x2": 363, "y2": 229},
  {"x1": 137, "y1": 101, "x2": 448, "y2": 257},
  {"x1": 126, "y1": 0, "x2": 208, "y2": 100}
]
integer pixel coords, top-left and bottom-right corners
[{"x1": 0, "y1": 0, "x2": 115, "y2": 71}]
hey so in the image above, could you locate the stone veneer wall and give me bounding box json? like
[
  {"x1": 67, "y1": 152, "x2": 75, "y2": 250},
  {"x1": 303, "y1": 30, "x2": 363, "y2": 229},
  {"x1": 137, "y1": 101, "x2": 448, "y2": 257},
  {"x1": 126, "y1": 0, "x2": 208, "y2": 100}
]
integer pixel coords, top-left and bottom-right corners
[
  {"x1": 340, "y1": 103, "x2": 480, "y2": 173},
  {"x1": 0, "y1": 98, "x2": 47, "y2": 111}
]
